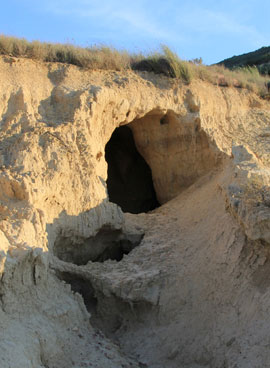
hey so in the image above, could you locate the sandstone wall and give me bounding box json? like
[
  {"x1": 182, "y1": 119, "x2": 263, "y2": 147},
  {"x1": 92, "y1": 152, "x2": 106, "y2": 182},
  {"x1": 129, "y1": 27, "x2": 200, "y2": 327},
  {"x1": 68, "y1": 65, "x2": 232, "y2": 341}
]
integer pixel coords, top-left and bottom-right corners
[
  {"x1": 1, "y1": 56, "x2": 270, "y2": 367},
  {"x1": 0, "y1": 57, "x2": 269, "y2": 249}
]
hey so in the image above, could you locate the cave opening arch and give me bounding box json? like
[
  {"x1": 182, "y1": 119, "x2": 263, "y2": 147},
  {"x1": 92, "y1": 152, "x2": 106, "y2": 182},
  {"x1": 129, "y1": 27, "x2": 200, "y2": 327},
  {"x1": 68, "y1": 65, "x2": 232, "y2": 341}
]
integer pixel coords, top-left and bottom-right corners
[{"x1": 105, "y1": 125, "x2": 160, "y2": 214}]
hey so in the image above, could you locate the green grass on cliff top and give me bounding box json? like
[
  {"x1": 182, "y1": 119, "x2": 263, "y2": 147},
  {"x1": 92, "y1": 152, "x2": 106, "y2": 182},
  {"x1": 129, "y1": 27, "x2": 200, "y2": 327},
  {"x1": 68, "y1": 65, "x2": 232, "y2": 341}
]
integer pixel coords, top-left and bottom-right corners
[{"x1": 0, "y1": 35, "x2": 269, "y2": 96}]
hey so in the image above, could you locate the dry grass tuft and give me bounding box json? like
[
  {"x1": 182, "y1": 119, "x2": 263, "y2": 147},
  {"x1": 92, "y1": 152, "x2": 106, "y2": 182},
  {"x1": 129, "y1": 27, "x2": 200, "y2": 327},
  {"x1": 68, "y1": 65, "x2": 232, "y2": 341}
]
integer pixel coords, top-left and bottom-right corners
[
  {"x1": 0, "y1": 35, "x2": 269, "y2": 95},
  {"x1": 0, "y1": 35, "x2": 131, "y2": 70}
]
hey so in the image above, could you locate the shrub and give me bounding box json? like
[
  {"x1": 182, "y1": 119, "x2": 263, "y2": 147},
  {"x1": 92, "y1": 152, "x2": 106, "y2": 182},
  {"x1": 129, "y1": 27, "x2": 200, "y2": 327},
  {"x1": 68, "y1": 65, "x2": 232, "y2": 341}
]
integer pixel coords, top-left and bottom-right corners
[{"x1": 162, "y1": 45, "x2": 192, "y2": 83}]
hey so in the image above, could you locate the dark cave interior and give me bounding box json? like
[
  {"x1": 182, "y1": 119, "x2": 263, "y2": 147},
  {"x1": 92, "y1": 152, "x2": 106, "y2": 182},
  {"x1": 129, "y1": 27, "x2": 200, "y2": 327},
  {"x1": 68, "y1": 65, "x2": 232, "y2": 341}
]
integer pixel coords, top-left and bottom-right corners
[{"x1": 105, "y1": 125, "x2": 160, "y2": 214}]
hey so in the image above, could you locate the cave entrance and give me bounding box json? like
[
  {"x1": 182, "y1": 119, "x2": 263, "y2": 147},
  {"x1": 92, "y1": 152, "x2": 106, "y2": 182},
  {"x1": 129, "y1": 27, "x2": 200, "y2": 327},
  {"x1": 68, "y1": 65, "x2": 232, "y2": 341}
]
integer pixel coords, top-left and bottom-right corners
[{"x1": 105, "y1": 125, "x2": 160, "y2": 214}]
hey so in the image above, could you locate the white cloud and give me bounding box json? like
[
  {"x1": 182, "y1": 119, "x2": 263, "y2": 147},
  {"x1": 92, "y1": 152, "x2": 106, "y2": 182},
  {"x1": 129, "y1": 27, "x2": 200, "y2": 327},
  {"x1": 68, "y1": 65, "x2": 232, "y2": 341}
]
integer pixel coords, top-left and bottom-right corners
[
  {"x1": 176, "y1": 8, "x2": 268, "y2": 47},
  {"x1": 111, "y1": 9, "x2": 175, "y2": 40},
  {"x1": 37, "y1": 0, "x2": 181, "y2": 42},
  {"x1": 28, "y1": 0, "x2": 269, "y2": 53}
]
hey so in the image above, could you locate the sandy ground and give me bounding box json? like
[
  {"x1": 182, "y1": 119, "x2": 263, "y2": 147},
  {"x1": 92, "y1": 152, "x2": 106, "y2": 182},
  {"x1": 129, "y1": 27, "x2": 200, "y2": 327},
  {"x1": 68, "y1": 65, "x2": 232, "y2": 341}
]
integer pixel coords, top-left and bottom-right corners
[{"x1": 74, "y1": 164, "x2": 270, "y2": 368}]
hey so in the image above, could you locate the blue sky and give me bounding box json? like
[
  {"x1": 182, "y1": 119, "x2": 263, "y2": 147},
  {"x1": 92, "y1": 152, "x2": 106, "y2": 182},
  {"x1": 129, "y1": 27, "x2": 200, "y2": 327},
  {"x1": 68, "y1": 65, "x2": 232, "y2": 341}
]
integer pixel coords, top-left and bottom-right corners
[{"x1": 1, "y1": 0, "x2": 269, "y2": 64}]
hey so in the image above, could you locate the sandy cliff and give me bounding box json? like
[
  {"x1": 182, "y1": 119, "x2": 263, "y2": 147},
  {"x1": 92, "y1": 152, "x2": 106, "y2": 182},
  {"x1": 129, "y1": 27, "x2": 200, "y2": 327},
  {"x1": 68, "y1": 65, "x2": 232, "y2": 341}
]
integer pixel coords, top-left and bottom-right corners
[{"x1": 1, "y1": 56, "x2": 270, "y2": 367}]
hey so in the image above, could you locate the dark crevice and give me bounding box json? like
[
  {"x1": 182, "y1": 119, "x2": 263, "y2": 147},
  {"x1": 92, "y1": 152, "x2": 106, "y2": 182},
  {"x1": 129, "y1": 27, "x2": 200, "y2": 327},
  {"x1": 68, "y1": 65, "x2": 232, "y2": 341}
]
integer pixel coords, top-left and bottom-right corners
[
  {"x1": 58, "y1": 272, "x2": 98, "y2": 315},
  {"x1": 53, "y1": 227, "x2": 144, "y2": 265},
  {"x1": 160, "y1": 114, "x2": 170, "y2": 125},
  {"x1": 57, "y1": 270, "x2": 154, "y2": 336},
  {"x1": 105, "y1": 125, "x2": 160, "y2": 214}
]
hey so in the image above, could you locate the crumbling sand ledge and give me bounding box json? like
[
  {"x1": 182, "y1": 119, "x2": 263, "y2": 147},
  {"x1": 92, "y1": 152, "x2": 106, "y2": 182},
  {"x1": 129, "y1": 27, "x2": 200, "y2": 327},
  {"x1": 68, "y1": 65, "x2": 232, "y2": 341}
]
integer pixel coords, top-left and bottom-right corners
[{"x1": 1, "y1": 56, "x2": 270, "y2": 367}]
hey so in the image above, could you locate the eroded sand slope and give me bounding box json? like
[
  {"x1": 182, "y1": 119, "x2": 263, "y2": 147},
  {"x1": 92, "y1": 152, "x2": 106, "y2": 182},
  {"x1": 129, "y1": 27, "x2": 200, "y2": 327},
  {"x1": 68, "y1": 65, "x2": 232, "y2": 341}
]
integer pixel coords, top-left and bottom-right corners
[{"x1": 1, "y1": 56, "x2": 270, "y2": 367}]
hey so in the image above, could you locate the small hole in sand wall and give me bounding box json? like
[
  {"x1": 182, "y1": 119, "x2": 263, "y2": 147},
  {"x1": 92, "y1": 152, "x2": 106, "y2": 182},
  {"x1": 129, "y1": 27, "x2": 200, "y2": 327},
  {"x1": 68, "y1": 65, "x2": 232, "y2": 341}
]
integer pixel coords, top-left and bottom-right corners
[
  {"x1": 160, "y1": 114, "x2": 170, "y2": 125},
  {"x1": 53, "y1": 227, "x2": 144, "y2": 265}
]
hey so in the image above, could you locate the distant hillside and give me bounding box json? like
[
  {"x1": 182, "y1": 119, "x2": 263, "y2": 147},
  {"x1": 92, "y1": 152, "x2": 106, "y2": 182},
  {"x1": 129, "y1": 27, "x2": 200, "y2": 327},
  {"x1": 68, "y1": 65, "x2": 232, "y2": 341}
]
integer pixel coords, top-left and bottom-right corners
[{"x1": 218, "y1": 46, "x2": 270, "y2": 75}]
